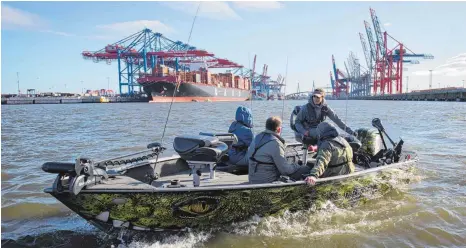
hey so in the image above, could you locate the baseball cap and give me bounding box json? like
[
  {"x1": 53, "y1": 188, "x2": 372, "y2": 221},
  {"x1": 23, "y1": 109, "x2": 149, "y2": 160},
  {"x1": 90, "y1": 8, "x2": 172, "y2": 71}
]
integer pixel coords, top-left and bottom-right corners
[{"x1": 312, "y1": 88, "x2": 325, "y2": 98}]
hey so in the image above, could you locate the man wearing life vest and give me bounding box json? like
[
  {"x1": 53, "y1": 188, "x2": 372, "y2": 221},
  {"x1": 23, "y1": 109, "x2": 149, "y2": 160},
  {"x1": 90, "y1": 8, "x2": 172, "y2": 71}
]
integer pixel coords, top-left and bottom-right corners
[
  {"x1": 248, "y1": 116, "x2": 310, "y2": 184},
  {"x1": 304, "y1": 122, "x2": 355, "y2": 185},
  {"x1": 295, "y1": 88, "x2": 357, "y2": 139}
]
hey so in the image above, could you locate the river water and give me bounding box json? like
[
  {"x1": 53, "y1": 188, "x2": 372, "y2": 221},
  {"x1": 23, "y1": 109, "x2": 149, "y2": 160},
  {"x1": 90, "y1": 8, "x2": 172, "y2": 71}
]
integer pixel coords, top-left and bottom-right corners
[{"x1": 1, "y1": 100, "x2": 465, "y2": 247}]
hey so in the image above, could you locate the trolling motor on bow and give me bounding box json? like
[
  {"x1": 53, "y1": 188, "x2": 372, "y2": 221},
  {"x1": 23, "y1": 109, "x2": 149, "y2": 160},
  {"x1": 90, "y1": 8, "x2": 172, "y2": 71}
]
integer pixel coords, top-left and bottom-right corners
[
  {"x1": 42, "y1": 142, "x2": 166, "y2": 195},
  {"x1": 371, "y1": 118, "x2": 404, "y2": 164}
]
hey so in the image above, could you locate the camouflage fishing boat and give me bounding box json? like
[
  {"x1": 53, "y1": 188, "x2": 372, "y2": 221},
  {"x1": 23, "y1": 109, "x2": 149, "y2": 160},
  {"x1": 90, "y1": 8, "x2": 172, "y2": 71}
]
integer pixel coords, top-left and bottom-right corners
[{"x1": 42, "y1": 118, "x2": 417, "y2": 233}]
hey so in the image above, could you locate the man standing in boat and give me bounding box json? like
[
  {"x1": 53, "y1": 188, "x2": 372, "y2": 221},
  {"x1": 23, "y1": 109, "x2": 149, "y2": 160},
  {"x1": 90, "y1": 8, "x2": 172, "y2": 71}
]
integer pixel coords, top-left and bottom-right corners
[
  {"x1": 295, "y1": 88, "x2": 357, "y2": 139},
  {"x1": 248, "y1": 116, "x2": 310, "y2": 184},
  {"x1": 304, "y1": 122, "x2": 355, "y2": 185}
]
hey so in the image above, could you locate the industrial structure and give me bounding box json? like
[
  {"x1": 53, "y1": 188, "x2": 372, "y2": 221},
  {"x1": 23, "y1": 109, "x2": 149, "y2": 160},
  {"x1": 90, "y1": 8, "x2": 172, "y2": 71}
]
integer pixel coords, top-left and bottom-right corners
[
  {"x1": 82, "y1": 29, "x2": 246, "y2": 96},
  {"x1": 241, "y1": 56, "x2": 286, "y2": 100},
  {"x1": 330, "y1": 8, "x2": 434, "y2": 97},
  {"x1": 81, "y1": 29, "x2": 284, "y2": 99}
]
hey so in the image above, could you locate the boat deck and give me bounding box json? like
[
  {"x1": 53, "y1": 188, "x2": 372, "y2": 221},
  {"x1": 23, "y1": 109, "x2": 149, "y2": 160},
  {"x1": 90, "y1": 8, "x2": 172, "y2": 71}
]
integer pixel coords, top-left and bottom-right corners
[
  {"x1": 86, "y1": 164, "x2": 367, "y2": 190},
  {"x1": 86, "y1": 176, "x2": 156, "y2": 190},
  {"x1": 152, "y1": 168, "x2": 249, "y2": 188},
  {"x1": 153, "y1": 164, "x2": 367, "y2": 188}
]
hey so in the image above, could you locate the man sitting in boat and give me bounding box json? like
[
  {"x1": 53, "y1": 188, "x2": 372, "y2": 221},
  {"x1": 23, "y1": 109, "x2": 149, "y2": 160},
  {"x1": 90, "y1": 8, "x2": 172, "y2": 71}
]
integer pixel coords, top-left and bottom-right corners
[
  {"x1": 294, "y1": 88, "x2": 357, "y2": 140},
  {"x1": 227, "y1": 106, "x2": 254, "y2": 169},
  {"x1": 304, "y1": 122, "x2": 355, "y2": 185},
  {"x1": 248, "y1": 116, "x2": 310, "y2": 184}
]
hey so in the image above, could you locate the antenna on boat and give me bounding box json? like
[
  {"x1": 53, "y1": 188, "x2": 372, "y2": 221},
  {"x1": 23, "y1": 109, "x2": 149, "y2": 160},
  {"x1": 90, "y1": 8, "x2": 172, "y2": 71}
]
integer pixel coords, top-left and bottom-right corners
[
  {"x1": 156, "y1": 2, "x2": 201, "y2": 162},
  {"x1": 281, "y1": 56, "x2": 289, "y2": 123}
]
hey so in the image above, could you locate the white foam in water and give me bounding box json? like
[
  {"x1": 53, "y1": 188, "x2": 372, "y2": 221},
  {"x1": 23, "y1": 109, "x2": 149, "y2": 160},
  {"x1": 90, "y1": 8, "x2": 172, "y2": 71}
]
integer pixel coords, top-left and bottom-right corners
[
  {"x1": 228, "y1": 206, "x2": 362, "y2": 238},
  {"x1": 228, "y1": 199, "x2": 411, "y2": 239},
  {"x1": 224, "y1": 168, "x2": 422, "y2": 240},
  {"x1": 110, "y1": 167, "x2": 421, "y2": 246},
  {"x1": 122, "y1": 231, "x2": 212, "y2": 248}
]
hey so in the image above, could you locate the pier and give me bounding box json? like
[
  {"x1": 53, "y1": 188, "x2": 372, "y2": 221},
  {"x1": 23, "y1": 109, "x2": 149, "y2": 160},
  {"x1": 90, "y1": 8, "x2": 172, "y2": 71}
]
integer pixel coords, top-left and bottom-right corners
[
  {"x1": 285, "y1": 88, "x2": 466, "y2": 102},
  {"x1": 1, "y1": 96, "x2": 148, "y2": 105},
  {"x1": 344, "y1": 88, "x2": 466, "y2": 102}
]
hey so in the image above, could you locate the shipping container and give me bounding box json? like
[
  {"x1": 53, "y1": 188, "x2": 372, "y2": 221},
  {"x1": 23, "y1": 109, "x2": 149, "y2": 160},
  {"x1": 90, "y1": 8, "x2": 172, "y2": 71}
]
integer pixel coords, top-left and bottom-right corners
[{"x1": 207, "y1": 71, "x2": 212, "y2": 84}]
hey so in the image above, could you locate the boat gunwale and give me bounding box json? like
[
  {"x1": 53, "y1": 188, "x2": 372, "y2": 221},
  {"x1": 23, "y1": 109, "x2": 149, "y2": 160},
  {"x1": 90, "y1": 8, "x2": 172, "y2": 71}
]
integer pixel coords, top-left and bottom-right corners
[{"x1": 44, "y1": 155, "x2": 418, "y2": 194}]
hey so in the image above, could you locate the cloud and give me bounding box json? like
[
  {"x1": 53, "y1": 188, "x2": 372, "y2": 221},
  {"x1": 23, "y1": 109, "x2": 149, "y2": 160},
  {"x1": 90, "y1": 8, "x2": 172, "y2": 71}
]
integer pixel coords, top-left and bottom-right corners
[
  {"x1": 232, "y1": 1, "x2": 283, "y2": 11},
  {"x1": 1, "y1": 4, "x2": 46, "y2": 29},
  {"x1": 1, "y1": 5, "x2": 169, "y2": 40},
  {"x1": 40, "y1": 30, "x2": 76, "y2": 37},
  {"x1": 412, "y1": 53, "x2": 466, "y2": 77},
  {"x1": 384, "y1": 22, "x2": 391, "y2": 27},
  {"x1": 96, "y1": 20, "x2": 174, "y2": 36},
  {"x1": 2, "y1": 4, "x2": 78, "y2": 38},
  {"x1": 162, "y1": 2, "x2": 241, "y2": 20}
]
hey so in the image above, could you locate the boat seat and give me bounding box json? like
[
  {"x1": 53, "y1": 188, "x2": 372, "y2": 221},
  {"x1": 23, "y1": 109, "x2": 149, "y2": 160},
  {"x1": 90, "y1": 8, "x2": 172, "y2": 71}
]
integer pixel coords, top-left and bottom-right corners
[
  {"x1": 199, "y1": 132, "x2": 238, "y2": 150},
  {"x1": 42, "y1": 162, "x2": 75, "y2": 175},
  {"x1": 173, "y1": 135, "x2": 229, "y2": 162}
]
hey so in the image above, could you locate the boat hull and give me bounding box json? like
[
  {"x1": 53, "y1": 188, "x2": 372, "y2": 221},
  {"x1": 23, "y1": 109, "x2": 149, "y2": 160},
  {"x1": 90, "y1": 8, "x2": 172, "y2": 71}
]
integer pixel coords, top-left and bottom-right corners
[
  {"x1": 47, "y1": 157, "x2": 416, "y2": 233},
  {"x1": 141, "y1": 81, "x2": 249, "y2": 103}
]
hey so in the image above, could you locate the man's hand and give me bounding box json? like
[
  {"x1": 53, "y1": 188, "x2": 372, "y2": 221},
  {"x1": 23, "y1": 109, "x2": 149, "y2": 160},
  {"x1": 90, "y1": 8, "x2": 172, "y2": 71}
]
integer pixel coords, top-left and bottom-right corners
[
  {"x1": 305, "y1": 176, "x2": 317, "y2": 186},
  {"x1": 304, "y1": 131, "x2": 310, "y2": 136}
]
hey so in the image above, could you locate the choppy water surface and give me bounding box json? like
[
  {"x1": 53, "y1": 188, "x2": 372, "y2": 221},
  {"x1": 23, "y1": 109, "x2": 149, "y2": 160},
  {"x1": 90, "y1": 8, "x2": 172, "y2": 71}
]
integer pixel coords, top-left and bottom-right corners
[{"x1": 2, "y1": 100, "x2": 465, "y2": 247}]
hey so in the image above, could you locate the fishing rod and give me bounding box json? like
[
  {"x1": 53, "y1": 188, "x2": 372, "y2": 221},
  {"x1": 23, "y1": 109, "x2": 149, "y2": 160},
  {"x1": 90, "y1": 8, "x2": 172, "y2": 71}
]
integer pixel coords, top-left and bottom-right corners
[
  {"x1": 86, "y1": 2, "x2": 202, "y2": 174},
  {"x1": 156, "y1": 2, "x2": 202, "y2": 164}
]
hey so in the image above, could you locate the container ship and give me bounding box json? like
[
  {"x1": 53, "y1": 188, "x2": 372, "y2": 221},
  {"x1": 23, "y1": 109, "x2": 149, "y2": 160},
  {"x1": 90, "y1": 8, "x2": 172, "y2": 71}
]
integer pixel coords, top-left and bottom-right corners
[
  {"x1": 137, "y1": 63, "x2": 250, "y2": 103},
  {"x1": 80, "y1": 29, "x2": 282, "y2": 101}
]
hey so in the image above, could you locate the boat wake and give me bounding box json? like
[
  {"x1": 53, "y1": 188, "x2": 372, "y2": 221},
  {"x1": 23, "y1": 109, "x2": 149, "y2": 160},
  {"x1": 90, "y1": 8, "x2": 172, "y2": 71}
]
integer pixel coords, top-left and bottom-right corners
[
  {"x1": 119, "y1": 165, "x2": 423, "y2": 247},
  {"x1": 2, "y1": 165, "x2": 422, "y2": 248},
  {"x1": 122, "y1": 231, "x2": 212, "y2": 248},
  {"x1": 223, "y1": 166, "x2": 420, "y2": 237}
]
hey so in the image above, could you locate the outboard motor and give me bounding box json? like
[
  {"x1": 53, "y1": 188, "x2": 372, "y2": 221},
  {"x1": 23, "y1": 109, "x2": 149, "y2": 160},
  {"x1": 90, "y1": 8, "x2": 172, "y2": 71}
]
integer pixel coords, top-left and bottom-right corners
[
  {"x1": 350, "y1": 118, "x2": 405, "y2": 168},
  {"x1": 371, "y1": 118, "x2": 404, "y2": 163}
]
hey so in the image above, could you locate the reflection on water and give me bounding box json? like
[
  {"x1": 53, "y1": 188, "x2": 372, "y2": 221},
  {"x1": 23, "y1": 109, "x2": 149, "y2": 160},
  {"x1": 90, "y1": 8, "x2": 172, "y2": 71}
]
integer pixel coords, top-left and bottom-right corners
[{"x1": 2, "y1": 100, "x2": 466, "y2": 247}]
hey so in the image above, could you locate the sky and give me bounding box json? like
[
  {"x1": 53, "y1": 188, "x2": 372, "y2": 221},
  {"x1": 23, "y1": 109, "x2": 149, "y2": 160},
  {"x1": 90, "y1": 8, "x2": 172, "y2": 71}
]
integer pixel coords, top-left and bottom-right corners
[{"x1": 1, "y1": 1, "x2": 466, "y2": 95}]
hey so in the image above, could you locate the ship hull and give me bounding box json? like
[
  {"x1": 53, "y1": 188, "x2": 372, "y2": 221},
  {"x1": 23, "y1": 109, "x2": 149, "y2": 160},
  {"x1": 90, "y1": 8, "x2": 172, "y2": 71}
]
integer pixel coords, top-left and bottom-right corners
[
  {"x1": 142, "y1": 82, "x2": 249, "y2": 103},
  {"x1": 44, "y1": 154, "x2": 417, "y2": 233}
]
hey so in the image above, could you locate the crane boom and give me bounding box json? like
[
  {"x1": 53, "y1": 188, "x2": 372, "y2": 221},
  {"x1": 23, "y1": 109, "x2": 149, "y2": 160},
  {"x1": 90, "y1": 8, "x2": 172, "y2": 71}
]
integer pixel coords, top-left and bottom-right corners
[
  {"x1": 370, "y1": 8, "x2": 386, "y2": 58},
  {"x1": 359, "y1": 33, "x2": 372, "y2": 70},
  {"x1": 344, "y1": 61, "x2": 351, "y2": 82},
  {"x1": 364, "y1": 21, "x2": 377, "y2": 66}
]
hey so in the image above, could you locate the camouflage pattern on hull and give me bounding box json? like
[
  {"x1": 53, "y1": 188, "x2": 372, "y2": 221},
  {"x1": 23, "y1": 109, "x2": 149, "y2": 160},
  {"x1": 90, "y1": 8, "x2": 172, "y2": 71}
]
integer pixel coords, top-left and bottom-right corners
[{"x1": 51, "y1": 169, "x2": 410, "y2": 232}]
